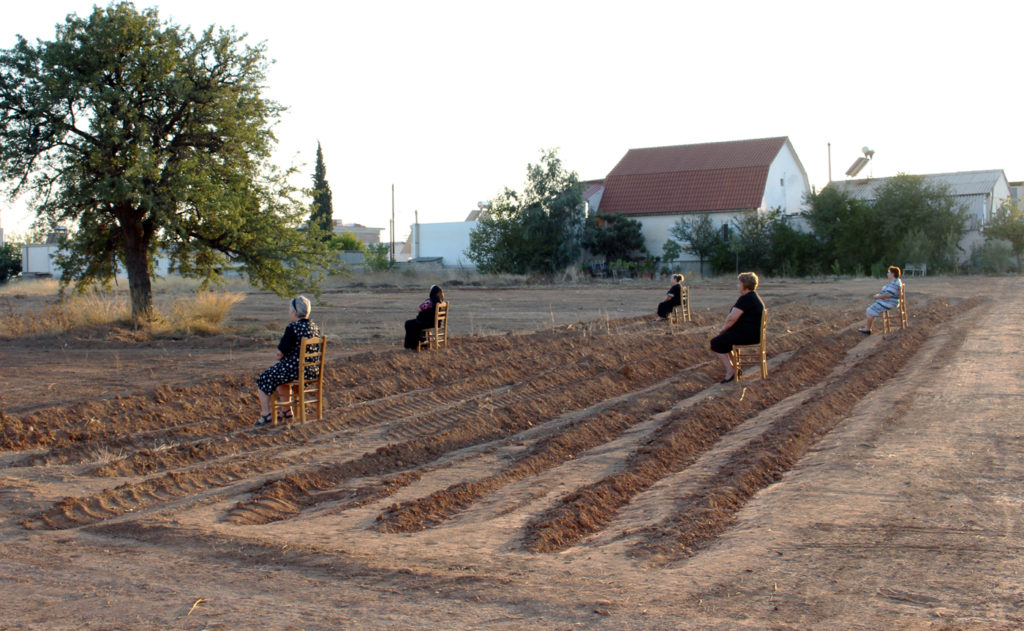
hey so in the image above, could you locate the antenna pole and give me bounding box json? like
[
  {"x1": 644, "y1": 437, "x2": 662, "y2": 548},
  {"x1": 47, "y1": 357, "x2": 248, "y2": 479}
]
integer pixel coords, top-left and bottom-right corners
[{"x1": 827, "y1": 142, "x2": 832, "y2": 183}]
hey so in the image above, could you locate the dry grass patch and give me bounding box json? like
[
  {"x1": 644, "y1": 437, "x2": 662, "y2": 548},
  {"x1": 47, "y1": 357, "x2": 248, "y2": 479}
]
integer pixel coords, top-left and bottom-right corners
[
  {"x1": 0, "y1": 290, "x2": 244, "y2": 338},
  {"x1": 0, "y1": 292, "x2": 129, "y2": 337},
  {"x1": 164, "y1": 291, "x2": 245, "y2": 335}
]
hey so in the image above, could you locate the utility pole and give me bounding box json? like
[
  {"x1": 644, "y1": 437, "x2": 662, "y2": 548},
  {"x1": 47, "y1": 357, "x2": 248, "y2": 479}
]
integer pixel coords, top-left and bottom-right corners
[
  {"x1": 390, "y1": 184, "x2": 395, "y2": 263},
  {"x1": 827, "y1": 142, "x2": 832, "y2": 183}
]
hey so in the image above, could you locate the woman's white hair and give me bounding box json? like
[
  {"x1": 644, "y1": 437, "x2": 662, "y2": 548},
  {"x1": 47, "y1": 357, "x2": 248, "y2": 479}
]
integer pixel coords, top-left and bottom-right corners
[{"x1": 290, "y1": 295, "x2": 311, "y2": 318}]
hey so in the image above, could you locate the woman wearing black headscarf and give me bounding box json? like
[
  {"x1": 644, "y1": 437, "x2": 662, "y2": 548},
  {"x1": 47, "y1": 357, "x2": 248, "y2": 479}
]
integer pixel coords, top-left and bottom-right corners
[{"x1": 404, "y1": 285, "x2": 445, "y2": 350}]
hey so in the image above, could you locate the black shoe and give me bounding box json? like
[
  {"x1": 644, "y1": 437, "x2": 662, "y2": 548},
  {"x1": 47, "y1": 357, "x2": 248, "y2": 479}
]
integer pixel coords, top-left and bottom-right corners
[
  {"x1": 254, "y1": 413, "x2": 273, "y2": 426},
  {"x1": 857, "y1": 328, "x2": 871, "y2": 335},
  {"x1": 720, "y1": 375, "x2": 735, "y2": 384}
]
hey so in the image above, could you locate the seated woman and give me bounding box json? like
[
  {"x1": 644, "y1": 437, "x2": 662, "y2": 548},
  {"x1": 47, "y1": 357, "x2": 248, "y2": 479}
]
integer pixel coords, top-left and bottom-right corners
[
  {"x1": 254, "y1": 296, "x2": 321, "y2": 426},
  {"x1": 710, "y1": 272, "x2": 765, "y2": 383},
  {"x1": 404, "y1": 285, "x2": 444, "y2": 350},
  {"x1": 655, "y1": 273, "x2": 685, "y2": 321},
  {"x1": 858, "y1": 265, "x2": 903, "y2": 334}
]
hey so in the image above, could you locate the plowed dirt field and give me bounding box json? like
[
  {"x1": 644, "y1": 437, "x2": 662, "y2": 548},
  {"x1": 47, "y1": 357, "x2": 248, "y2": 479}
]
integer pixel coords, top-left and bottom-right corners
[{"x1": 1, "y1": 277, "x2": 1021, "y2": 630}]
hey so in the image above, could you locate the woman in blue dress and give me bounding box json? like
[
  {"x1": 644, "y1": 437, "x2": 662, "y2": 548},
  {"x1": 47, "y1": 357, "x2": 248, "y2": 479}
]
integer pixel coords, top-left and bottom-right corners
[
  {"x1": 255, "y1": 296, "x2": 321, "y2": 426},
  {"x1": 858, "y1": 266, "x2": 902, "y2": 335}
]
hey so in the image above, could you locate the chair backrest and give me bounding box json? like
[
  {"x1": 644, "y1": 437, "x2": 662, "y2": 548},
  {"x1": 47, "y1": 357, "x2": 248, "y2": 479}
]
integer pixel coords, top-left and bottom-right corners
[
  {"x1": 433, "y1": 302, "x2": 449, "y2": 344},
  {"x1": 298, "y1": 336, "x2": 327, "y2": 385},
  {"x1": 759, "y1": 309, "x2": 768, "y2": 348}
]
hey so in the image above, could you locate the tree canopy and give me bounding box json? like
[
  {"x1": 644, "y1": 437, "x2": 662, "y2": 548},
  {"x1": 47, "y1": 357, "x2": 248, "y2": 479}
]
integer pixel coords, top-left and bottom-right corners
[
  {"x1": 985, "y1": 199, "x2": 1024, "y2": 272},
  {"x1": 0, "y1": 2, "x2": 329, "y2": 321},
  {"x1": 581, "y1": 213, "x2": 647, "y2": 263},
  {"x1": 670, "y1": 213, "x2": 718, "y2": 278},
  {"x1": 466, "y1": 149, "x2": 584, "y2": 275},
  {"x1": 804, "y1": 175, "x2": 965, "y2": 274}
]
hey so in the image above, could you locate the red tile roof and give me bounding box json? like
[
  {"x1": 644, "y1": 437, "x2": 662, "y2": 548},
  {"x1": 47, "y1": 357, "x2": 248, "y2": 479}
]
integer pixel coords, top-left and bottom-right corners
[
  {"x1": 581, "y1": 179, "x2": 604, "y2": 200},
  {"x1": 599, "y1": 137, "x2": 788, "y2": 216}
]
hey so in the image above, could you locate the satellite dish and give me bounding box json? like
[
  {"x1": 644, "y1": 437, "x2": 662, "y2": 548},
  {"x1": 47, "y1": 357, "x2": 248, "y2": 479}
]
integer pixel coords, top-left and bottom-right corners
[{"x1": 862, "y1": 146, "x2": 875, "y2": 158}]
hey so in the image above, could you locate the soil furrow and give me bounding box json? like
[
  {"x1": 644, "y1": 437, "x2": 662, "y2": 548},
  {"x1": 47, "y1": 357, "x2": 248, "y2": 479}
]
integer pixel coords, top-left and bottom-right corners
[
  {"x1": 521, "y1": 297, "x2": 962, "y2": 553},
  {"x1": 232, "y1": 307, "x2": 857, "y2": 527},
  {"x1": 631, "y1": 296, "x2": 986, "y2": 561}
]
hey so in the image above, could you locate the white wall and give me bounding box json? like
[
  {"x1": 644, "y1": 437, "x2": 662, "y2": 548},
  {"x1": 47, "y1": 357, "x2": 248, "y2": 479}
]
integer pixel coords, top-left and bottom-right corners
[
  {"x1": 412, "y1": 221, "x2": 477, "y2": 268},
  {"x1": 956, "y1": 174, "x2": 1011, "y2": 264},
  {"x1": 636, "y1": 211, "x2": 740, "y2": 260},
  {"x1": 585, "y1": 187, "x2": 604, "y2": 214},
  {"x1": 762, "y1": 140, "x2": 811, "y2": 213},
  {"x1": 22, "y1": 244, "x2": 61, "y2": 276}
]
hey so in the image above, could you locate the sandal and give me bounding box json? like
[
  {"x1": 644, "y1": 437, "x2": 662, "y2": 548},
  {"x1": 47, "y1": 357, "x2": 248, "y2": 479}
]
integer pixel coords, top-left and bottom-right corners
[
  {"x1": 254, "y1": 413, "x2": 273, "y2": 426},
  {"x1": 281, "y1": 409, "x2": 294, "y2": 421}
]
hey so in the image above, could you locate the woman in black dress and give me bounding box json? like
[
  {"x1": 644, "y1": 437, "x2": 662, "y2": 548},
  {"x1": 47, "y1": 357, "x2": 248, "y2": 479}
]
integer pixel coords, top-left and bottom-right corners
[
  {"x1": 255, "y1": 296, "x2": 321, "y2": 426},
  {"x1": 404, "y1": 285, "x2": 444, "y2": 350},
  {"x1": 656, "y1": 273, "x2": 685, "y2": 320},
  {"x1": 710, "y1": 272, "x2": 765, "y2": 383}
]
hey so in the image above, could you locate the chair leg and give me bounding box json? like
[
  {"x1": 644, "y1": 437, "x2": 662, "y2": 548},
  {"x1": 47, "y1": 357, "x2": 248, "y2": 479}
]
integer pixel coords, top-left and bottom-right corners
[
  {"x1": 730, "y1": 350, "x2": 741, "y2": 382},
  {"x1": 295, "y1": 383, "x2": 305, "y2": 423}
]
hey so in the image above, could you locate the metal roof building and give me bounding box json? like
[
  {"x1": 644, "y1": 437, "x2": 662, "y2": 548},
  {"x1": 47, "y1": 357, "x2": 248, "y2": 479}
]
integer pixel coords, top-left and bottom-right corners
[{"x1": 829, "y1": 169, "x2": 1010, "y2": 229}]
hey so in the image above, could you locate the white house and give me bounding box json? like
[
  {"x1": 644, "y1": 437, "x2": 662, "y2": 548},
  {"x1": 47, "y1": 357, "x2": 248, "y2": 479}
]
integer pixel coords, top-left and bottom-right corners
[
  {"x1": 409, "y1": 219, "x2": 477, "y2": 268},
  {"x1": 829, "y1": 169, "x2": 1011, "y2": 259},
  {"x1": 331, "y1": 220, "x2": 383, "y2": 246},
  {"x1": 595, "y1": 137, "x2": 810, "y2": 261}
]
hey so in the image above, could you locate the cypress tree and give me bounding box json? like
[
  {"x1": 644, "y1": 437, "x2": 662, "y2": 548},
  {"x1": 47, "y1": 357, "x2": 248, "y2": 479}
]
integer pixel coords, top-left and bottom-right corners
[{"x1": 310, "y1": 142, "x2": 334, "y2": 238}]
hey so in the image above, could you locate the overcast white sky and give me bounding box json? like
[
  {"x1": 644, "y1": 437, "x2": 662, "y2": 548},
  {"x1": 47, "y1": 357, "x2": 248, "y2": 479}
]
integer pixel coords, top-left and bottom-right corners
[{"x1": 1, "y1": 0, "x2": 1021, "y2": 242}]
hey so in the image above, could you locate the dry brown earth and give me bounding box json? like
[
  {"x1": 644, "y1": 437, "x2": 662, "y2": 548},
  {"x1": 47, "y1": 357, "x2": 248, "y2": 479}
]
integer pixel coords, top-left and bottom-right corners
[{"x1": 0, "y1": 276, "x2": 1020, "y2": 630}]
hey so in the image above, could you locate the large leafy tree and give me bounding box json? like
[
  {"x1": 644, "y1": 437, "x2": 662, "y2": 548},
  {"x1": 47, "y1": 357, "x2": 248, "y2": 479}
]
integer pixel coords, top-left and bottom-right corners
[
  {"x1": 467, "y1": 149, "x2": 584, "y2": 275},
  {"x1": 0, "y1": 3, "x2": 329, "y2": 321},
  {"x1": 728, "y1": 210, "x2": 772, "y2": 272},
  {"x1": 986, "y1": 199, "x2": 1024, "y2": 272},
  {"x1": 582, "y1": 213, "x2": 646, "y2": 263},
  {"x1": 803, "y1": 186, "x2": 881, "y2": 273},
  {"x1": 310, "y1": 142, "x2": 333, "y2": 238},
  {"x1": 670, "y1": 213, "x2": 720, "y2": 278},
  {"x1": 807, "y1": 176, "x2": 965, "y2": 274},
  {"x1": 872, "y1": 174, "x2": 965, "y2": 270}
]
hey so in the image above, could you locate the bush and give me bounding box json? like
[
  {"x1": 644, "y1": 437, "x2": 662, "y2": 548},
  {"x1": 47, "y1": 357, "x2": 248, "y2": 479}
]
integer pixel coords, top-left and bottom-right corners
[
  {"x1": 971, "y1": 239, "x2": 1014, "y2": 274},
  {"x1": 0, "y1": 243, "x2": 21, "y2": 283},
  {"x1": 364, "y1": 243, "x2": 395, "y2": 272}
]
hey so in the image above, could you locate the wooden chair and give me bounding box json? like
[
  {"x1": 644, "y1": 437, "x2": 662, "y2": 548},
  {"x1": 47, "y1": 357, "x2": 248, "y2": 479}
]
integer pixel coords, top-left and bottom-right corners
[
  {"x1": 882, "y1": 284, "x2": 908, "y2": 333},
  {"x1": 669, "y1": 286, "x2": 692, "y2": 325},
  {"x1": 272, "y1": 336, "x2": 327, "y2": 424},
  {"x1": 418, "y1": 301, "x2": 449, "y2": 351},
  {"x1": 730, "y1": 310, "x2": 768, "y2": 382}
]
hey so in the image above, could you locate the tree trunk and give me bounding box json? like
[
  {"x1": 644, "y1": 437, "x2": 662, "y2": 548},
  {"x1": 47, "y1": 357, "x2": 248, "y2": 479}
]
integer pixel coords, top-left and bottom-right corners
[{"x1": 119, "y1": 211, "x2": 154, "y2": 324}]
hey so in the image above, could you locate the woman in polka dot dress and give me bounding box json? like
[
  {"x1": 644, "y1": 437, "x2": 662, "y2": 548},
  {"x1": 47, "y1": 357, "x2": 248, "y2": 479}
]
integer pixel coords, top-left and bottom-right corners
[{"x1": 254, "y1": 296, "x2": 321, "y2": 426}]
